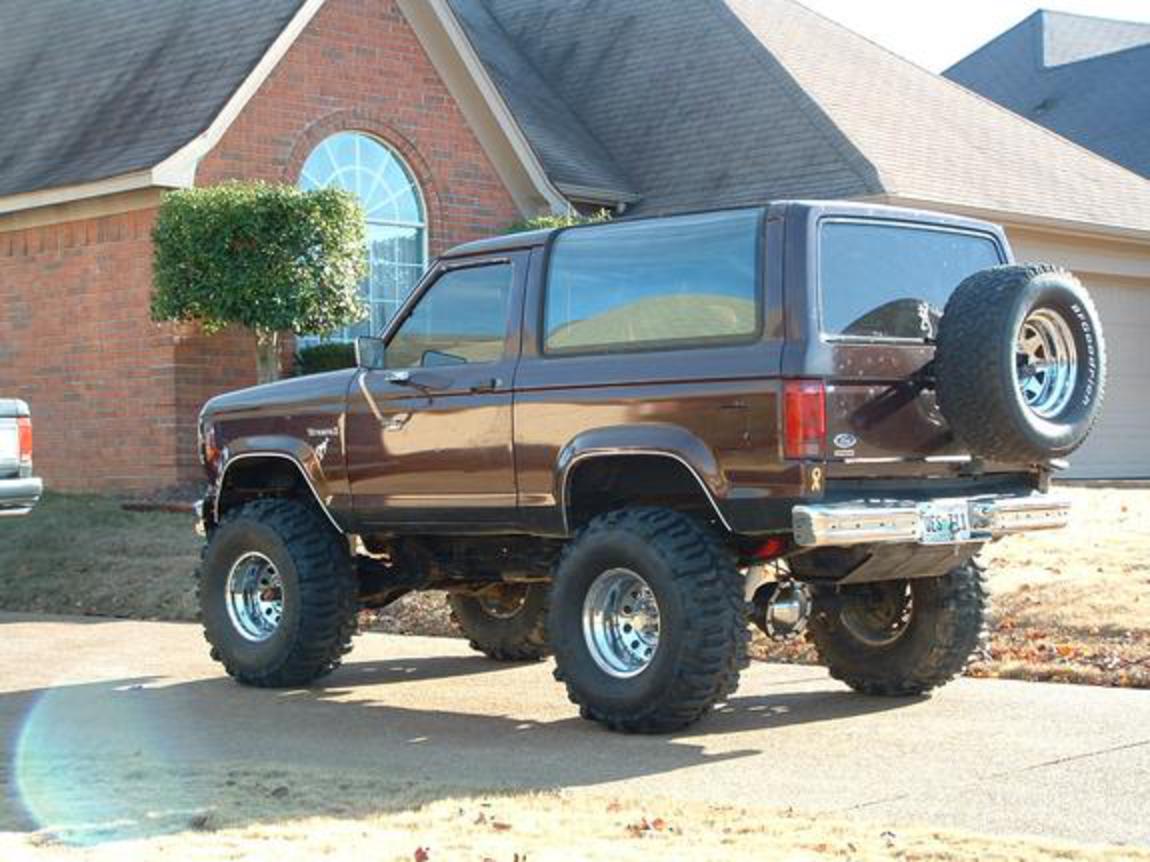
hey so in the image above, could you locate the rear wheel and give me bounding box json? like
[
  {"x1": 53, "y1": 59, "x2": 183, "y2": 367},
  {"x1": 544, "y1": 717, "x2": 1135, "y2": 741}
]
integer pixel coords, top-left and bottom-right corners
[
  {"x1": 198, "y1": 499, "x2": 359, "y2": 687},
  {"x1": 808, "y1": 562, "x2": 986, "y2": 696},
  {"x1": 549, "y1": 508, "x2": 747, "y2": 733},
  {"x1": 448, "y1": 583, "x2": 550, "y2": 661}
]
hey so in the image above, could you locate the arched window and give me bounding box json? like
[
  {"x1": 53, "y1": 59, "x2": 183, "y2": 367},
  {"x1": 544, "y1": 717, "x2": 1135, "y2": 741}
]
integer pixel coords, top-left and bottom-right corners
[{"x1": 299, "y1": 132, "x2": 427, "y2": 342}]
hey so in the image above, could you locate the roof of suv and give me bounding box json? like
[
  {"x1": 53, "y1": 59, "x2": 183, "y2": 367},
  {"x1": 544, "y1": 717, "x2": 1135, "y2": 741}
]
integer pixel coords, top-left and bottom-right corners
[{"x1": 440, "y1": 200, "x2": 1005, "y2": 260}]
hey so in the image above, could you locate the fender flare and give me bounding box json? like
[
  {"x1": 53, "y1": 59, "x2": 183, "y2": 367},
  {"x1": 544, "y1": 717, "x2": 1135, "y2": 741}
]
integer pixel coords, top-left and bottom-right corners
[
  {"x1": 555, "y1": 425, "x2": 732, "y2": 532},
  {"x1": 215, "y1": 436, "x2": 342, "y2": 532}
]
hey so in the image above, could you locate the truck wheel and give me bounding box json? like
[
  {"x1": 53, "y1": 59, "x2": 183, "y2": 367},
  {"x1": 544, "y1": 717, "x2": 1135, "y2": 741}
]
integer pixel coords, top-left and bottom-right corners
[
  {"x1": 808, "y1": 562, "x2": 986, "y2": 696},
  {"x1": 935, "y1": 264, "x2": 1106, "y2": 463},
  {"x1": 549, "y1": 508, "x2": 747, "y2": 734},
  {"x1": 448, "y1": 584, "x2": 550, "y2": 661},
  {"x1": 197, "y1": 499, "x2": 358, "y2": 687}
]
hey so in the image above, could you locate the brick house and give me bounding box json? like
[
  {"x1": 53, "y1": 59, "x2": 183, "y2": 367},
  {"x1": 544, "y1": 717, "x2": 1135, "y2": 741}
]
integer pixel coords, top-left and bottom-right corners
[{"x1": 3, "y1": 0, "x2": 1150, "y2": 490}]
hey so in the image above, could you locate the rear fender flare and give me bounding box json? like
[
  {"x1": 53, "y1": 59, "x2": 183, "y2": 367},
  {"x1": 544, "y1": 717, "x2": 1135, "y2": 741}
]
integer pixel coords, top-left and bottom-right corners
[{"x1": 555, "y1": 425, "x2": 731, "y2": 532}]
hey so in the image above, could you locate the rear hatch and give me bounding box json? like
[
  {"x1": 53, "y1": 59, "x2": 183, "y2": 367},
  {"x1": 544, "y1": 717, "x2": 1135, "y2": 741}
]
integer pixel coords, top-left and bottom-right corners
[
  {"x1": 0, "y1": 400, "x2": 24, "y2": 479},
  {"x1": 815, "y1": 218, "x2": 1008, "y2": 476}
]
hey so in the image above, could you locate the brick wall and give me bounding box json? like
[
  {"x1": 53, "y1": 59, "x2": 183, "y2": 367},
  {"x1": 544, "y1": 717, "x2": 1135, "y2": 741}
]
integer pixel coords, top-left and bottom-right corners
[
  {"x1": 196, "y1": 0, "x2": 521, "y2": 257},
  {"x1": 0, "y1": 210, "x2": 188, "y2": 490},
  {"x1": 0, "y1": 0, "x2": 521, "y2": 491}
]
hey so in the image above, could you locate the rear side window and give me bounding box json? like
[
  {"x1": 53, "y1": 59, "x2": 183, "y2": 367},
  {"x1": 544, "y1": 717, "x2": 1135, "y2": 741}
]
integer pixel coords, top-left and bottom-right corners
[
  {"x1": 544, "y1": 210, "x2": 761, "y2": 355},
  {"x1": 820, "y1": 221, "x2": 1003, "y2": 340}
]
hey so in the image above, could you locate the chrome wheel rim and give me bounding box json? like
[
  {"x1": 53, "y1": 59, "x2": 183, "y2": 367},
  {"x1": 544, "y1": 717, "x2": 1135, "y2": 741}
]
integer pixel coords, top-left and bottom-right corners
[
  {"x1": 225, "y1": 552, "x2": 284, "y2": 642},
  {"x1": 1014, "y1": 309, "x2": 1078, "y2": 419},
  {"x1": 582, "y1": 568, "x2": 661, "y2": 678},
  {"x1": 840, "y1": 581, "x2": 913, "y2": 647},
  {"x1": 478, "y1": 585, "x2": 529, "y2": 620}
]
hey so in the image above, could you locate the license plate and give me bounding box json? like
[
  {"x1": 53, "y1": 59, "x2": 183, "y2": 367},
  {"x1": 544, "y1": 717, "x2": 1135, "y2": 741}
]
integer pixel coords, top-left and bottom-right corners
[{"x1": 918, "y1": 501, "x2": 972, "y2": 545}]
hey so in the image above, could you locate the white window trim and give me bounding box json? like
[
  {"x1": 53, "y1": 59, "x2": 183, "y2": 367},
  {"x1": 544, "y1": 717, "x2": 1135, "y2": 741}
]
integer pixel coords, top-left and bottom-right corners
[{"x1": 299, "y1": 132, "x2": 430, "y2": 345}]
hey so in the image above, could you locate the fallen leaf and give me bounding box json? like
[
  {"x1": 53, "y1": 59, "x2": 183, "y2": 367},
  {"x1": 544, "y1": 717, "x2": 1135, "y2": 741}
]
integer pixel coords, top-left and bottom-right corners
[{"x1": 414, "y1": 848, "x2": 430, "y2": 862}]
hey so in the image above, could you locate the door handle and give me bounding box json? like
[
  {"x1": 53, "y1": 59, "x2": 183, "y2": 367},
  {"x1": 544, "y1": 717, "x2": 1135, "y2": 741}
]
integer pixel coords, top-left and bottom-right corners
[{"x1": 469, "y1": 377, "x2": 502, "y2": 394}]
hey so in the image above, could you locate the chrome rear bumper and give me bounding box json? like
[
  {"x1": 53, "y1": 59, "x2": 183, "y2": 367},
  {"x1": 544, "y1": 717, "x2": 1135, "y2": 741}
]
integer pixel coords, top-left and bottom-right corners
[
  {"x1": 0, "y1": 476, "x2": 43, "y2": 517},
  {"x1": 792, "y1": 493, "x2": 1070, "y2": 548}
]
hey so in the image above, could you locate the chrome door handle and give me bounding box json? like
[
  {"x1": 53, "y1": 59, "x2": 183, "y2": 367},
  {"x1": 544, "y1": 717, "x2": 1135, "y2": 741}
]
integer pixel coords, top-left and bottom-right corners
[
  {"x1": 469, "y1": 377, "x2": 502, "y2": 393},
  {"x1": 384, "y1": 370, "x2": 411, "y2": 384}
]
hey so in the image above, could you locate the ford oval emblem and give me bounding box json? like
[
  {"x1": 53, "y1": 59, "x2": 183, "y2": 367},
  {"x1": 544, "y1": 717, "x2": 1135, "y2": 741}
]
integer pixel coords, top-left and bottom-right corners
[{"x1": 833, "y1": 433, "x2": 858, "y2": 450}]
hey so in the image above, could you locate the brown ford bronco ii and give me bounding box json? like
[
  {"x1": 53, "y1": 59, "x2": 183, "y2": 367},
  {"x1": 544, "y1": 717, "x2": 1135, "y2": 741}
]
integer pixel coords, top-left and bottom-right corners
[{"x1": 195, "y1": 201, "x2": 1106, "y2": 733}]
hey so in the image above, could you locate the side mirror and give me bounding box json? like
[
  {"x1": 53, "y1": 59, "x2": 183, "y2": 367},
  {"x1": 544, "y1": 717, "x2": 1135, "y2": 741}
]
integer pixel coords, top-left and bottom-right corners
[{"x1": 355, "y1": 336, "x2": 387, "y2": 370}]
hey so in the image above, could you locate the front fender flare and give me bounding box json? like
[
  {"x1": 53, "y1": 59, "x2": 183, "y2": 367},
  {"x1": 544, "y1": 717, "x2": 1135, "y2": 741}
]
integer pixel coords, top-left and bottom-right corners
[{"x1": 215, "y1": 436, "x2": 343, "y2": 532}]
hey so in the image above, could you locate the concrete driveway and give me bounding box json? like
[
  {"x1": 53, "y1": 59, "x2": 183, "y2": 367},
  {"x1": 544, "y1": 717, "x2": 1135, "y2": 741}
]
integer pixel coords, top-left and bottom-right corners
[{"x1": 1, "y1": 613, "x2": 1147, "y2": 846}]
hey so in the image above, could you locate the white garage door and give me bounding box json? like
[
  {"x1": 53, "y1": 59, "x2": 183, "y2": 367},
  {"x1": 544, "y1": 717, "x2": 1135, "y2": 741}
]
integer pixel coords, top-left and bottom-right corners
[{"x1": 1063, "y1": 276, "x2": 1150, "y2": 479}]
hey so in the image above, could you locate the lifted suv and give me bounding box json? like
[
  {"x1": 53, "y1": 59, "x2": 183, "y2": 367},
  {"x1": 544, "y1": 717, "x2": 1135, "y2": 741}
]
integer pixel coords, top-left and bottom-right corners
[{"x1": 195, "y1": 201, "x2": 1106, "y2": 733}]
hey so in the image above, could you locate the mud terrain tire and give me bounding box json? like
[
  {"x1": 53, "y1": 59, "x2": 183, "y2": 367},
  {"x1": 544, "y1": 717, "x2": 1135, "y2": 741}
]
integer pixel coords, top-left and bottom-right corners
[
  {"x1": 809, "y1": 562, "x2": 987, "y2": 696},
  {"x1": 448, "y1": 584, "x2": 550, "y2": 661},
  {"x1": 549, "y1": 508, "x2": 748, "y2": 734},
  {"x1": 935, "y1": 264, "x2": 1105, "y2": 463},
  {"x1": 198, "y1": 499, "x2": 358, "y2": 687}
]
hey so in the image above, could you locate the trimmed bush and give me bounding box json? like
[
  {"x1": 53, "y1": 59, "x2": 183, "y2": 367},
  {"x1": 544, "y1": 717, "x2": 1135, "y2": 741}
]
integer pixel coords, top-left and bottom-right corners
[
  {"x1": 151, "y1": 181, "x2": 368, "y2": 383},
  {"x1": 296, "y1": 342, "x2": 357, "y2": 376},
  {"x1": 505, "y1": 209, "x2": 612, "y2": 234}
]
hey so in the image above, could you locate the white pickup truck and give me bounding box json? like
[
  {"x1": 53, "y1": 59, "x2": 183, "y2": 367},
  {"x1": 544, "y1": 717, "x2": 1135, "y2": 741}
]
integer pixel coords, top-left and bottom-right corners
[{"x1": 0, "y1": 399, "x2": 41, "y2": 516}]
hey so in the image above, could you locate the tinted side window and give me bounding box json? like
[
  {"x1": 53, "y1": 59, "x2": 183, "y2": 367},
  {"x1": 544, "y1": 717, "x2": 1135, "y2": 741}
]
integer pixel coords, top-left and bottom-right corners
[
  {"x1": 820, "y1": 222, "x2": 1003, "y2": 339},
  {"x1": 386, "y1": 264, "x2": 512, "y2": 369},
  {"x1": 544, "y1": 210, "x2": 761, "y2": 355}
]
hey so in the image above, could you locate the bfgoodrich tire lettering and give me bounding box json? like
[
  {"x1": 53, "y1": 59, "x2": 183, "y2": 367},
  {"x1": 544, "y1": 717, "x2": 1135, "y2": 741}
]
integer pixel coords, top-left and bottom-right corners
[
  {"x1": 549, "y1": 508, "x2": 748, "y2": 734},
  {"x1": 935, "y1": 264, "x2": 1106, "y2": 463},
  {"x1": 198, "y1": 499, "x2": 358, "y2": 687}
]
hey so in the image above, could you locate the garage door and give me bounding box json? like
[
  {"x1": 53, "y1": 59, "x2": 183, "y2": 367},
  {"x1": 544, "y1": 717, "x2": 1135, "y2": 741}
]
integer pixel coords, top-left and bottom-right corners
[{"x1": 1062, "y1": 276, "x2": 1150, "y2": 479}]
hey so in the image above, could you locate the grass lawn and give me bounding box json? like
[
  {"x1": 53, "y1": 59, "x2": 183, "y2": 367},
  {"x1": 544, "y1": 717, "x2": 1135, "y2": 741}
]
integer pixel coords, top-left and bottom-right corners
[
  {"x1": 1, "y1": 487, "x2": 1147, "y2": 687},
  {"x1": 0, "y1": 494, "x2": 200, "y2": 621}
]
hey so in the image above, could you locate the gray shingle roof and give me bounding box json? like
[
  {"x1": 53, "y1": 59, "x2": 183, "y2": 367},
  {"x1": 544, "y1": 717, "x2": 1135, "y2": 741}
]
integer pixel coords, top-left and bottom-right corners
[
  {"x1": 447, "y1": 0, "x2": 635, "y2": 200},
  {"x1": 1042, "y1": 11, "x2": 1150, "y2": 66},
  {"x1": 946, "y1": 11, "x2": 1150, "y2": 180},
  {"x1": 453, "y1": 0, "x2": 1150, "y2": 236},
  {"x1": 448, "y1": 0, "x2": 882, "y2": 213},
  {"x1": 0, "y1": 0, "x2": 303, "y2": 198}
]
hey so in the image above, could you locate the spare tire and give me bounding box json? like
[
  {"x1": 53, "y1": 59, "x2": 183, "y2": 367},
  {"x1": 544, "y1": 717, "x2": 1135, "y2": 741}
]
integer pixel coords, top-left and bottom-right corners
[{"x1": 935, "y1": 264, "x2": 1106, "y2": 464}]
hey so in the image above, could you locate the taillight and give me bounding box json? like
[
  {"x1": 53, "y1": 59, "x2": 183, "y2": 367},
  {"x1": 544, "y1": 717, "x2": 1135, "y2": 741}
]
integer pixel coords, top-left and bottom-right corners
[
  {"x1": 16, "y1": 416, "x2": 32, "y2": 466},
  {"x1": 783, "y1": 379, "x2": 826, "y2": 460}
]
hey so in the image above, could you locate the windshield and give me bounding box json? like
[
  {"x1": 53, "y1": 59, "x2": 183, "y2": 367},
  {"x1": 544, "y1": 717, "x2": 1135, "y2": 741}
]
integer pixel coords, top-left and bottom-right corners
[{"x1": 820, "y1": 221, "x2": 1003, "y2": 340}]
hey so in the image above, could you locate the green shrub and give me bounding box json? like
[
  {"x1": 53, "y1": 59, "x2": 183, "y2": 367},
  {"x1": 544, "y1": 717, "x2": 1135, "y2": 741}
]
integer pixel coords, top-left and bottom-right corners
[
  {"x1": 295, "y1": 342, "x2": 357, "y2": 376},
  {"x1": 505, "y1": 209, "x2": 612, "y2": 234},
  {"x1": 151, "y1": 182, "x2": 368, "y2": 383}
]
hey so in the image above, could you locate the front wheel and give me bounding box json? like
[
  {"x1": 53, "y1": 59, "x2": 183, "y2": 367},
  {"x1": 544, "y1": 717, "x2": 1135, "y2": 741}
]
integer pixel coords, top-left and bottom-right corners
[
  {"x1": 549, "y1": 508, "x2": 747, "y2": 734},
  {"x1": 808, "y1": 562, "x2": 987, "y2": 696},
  {"x1": 198, "y1": 499, "x2": 359, "y2": 687}
]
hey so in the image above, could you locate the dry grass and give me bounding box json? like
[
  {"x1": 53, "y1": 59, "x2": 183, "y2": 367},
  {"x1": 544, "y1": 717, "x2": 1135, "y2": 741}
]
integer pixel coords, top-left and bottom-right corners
[
  {"x1": 3, "y1": 760, "x2": 1147, "y2": 861},
  {"x1": 0, "y1": 494, "x2": 200, "y2": 621},
  {"x1": 2, "y1": 487, "x2": 1148, "y2": 687}
]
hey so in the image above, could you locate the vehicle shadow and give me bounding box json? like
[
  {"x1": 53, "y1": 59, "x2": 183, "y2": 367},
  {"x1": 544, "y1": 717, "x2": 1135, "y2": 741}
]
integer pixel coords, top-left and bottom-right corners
[{"x1": 0, "y1": 655, "x2": 915, "y2": 845}]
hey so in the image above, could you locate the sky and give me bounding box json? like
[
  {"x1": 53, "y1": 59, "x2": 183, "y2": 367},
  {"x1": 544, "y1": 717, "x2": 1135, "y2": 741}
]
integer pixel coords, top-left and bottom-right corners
[{"x1": 796, "y1": 0, "x2": 1150, "y2": 71}]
